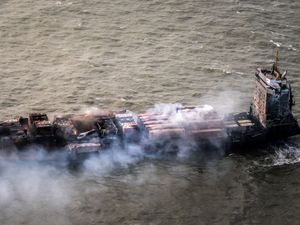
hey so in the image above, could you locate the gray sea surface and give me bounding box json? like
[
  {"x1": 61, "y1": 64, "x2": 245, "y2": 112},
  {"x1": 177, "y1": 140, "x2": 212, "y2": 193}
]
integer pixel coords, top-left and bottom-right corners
[{"x1": 0, "y1": 0, "x2": 300, "y2": 224}]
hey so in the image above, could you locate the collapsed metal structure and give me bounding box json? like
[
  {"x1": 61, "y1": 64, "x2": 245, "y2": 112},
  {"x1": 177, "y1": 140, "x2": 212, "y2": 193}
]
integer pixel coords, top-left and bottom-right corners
[{"x1": 0, "y1": 59, "x2": 299, "y2": 159}]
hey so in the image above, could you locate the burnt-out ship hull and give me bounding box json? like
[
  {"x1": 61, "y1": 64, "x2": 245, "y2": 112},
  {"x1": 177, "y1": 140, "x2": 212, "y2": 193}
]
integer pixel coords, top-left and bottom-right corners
[
  {"x1": 0, "y1": 61, "x2": 300, "y2": 160},
  {"x1": 0, "y1": 106, "x2": 299, "y2": 160}
]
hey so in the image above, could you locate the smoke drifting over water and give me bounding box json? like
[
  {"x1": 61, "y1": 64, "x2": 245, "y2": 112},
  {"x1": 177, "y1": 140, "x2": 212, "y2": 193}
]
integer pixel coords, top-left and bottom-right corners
[
  {"x1": 83, "y1": 144, "x2": 146, "y2": 175},
  {"x1": 0, "y1": 103, "x2": 232, "y2": 225},
  {"x1": 1, "y1": 114, "x2": 300, "y2": 225},
  {"x1": 0, "y1": 161, "x2": 72, "y2": 225},
  {"x1": 0, "y1": 145, "x2": 154, "y2": 225}
]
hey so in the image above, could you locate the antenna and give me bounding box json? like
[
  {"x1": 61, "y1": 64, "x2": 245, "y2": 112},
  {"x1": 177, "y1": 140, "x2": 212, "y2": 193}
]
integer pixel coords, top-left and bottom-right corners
[
  {"x1": 275, "y1": 49, "x2": 279, "y2": 68},
  {"x1": 273, "y1": 49, "x2": 281, "y2": 80}
]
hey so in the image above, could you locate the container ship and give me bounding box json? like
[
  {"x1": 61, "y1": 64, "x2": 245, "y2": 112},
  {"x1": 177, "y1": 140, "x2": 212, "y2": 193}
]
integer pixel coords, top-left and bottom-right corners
[{"x1": 0, "y1": 56, "x2": 299, "y2": 159}]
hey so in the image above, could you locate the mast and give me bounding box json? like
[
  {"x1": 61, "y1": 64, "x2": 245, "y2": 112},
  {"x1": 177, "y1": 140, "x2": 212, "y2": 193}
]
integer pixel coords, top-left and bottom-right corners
[{"x1": 273, "y1": 50, "x2": 281, "y2": 80}]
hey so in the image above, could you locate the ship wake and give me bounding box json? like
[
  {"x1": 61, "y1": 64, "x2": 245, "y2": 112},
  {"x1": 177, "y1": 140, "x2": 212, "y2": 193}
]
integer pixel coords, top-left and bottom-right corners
[{"x1": 262, "y1": 142, "x2": 300, "y2": 167}]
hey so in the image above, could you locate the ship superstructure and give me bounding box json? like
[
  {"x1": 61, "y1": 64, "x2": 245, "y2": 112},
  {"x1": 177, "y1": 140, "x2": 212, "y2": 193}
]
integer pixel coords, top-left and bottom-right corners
[{"x1": 250, "y1": 53, "x2": 299, "y2": 138}]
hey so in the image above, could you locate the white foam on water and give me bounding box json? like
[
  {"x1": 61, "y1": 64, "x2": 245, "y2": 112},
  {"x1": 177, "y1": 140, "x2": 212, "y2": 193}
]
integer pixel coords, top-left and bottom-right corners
[
  {"x1": 270, "y1": 40, "x2": 282, "y2": 47},
  {"x1": 262, "y1": 144, "x2": 300, "y2": 167}
]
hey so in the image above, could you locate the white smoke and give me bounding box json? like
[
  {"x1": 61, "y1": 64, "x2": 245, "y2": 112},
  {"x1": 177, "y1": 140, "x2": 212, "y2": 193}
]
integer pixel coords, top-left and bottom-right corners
[
  {"x1": 82, "y1": 144, "x2": 146, "y2": 175},
  {"x1": 147, "y1": 103, "x2": 215, "y2": 123},
  {"x1": 0, "y1": 159, "x2": 72, "y2": 225},
  {"x1": 0, "y1": 98, "x2": 247, "y2": 225},
  {"x1": 200, "y1": 89, "x2": 250, "y2": 116},
  {"x1": 141, "y1": 103, "x2": 227, "y2": 158},
  {"x1": 0, "y1": 100, "x2": 237, "y2": 223},
  {"x1": 79, "y1": 103, "x2": 225, "y2": 173}
]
